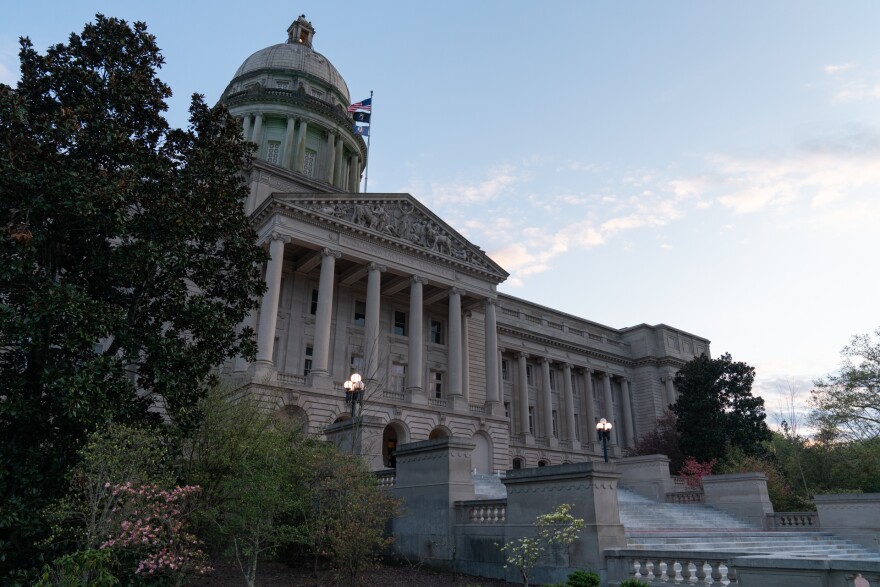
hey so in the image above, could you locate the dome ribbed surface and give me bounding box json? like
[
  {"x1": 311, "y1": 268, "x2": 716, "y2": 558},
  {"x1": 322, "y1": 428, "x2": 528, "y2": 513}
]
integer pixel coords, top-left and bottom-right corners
[{"x1": 232, "y1": 43, "x2": 349, "y2": 102}]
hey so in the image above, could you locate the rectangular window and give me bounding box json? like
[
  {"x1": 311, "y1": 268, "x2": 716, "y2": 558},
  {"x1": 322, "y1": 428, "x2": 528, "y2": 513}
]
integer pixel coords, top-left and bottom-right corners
[
  {"x1": 391, "y1": 363, "x2": 406, "y2": 393},
  {"x1": 429, "y1": 319, "x2": 444, "y2": 345},
  {"x1": 353, "y1": 300, "x2": 366, "y2": 326},
  {"x1": 501, "y1": 359, "x2": 510, "y2": 381},
  {"x1": 431, "y1": 371, "x2": 443, "y2": 399},
  {"x1": 552, "y1": 410, "x2": 559, "y2": 437},
  {"x1": 350, "y1": 354, "x2": 365, "y2": 376},
  {"x1": 309, "y1": 288, "x2": 319, "y2": 315},
  {"x1": 275, "y1": 80, "x2": 290, "y2": 89},
  {"x1": 528, "y1": 407, "x2": 535, "y2": 435},
  {"x1": 549, "y1": 370, "x2": 556, "y2": 390},
  {"x1": 526, "y1": 364, "x2": 535, "y2": 386},
  {"x1": 266, "y1": 140, "x2": 281, "y2": 164},
  {"x1": 504, "y1": 402, "x2": 510, "y2": 419},
  {"x1": 574, "y1": 414, "x2": 581, "y2": 441},
  {"x1": 303, "y1": 149, "x2": 317, "y2": 177},
  {"x1": 393, "y1": 310, "x2": 407, "y2": 336},
  {"x1": 303, "y1": 345, "x2": 313, "y2": 376}
]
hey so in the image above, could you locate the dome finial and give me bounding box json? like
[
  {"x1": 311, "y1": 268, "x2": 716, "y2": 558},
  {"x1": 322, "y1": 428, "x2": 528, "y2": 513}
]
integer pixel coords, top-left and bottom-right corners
[{"x1": 287, "y1": 14, "x2": 315, "y2": 48}]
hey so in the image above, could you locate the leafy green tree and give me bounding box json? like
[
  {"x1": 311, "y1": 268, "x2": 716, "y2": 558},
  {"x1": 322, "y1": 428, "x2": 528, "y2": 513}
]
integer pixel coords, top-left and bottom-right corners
[
  {"x1": 810, "y1": 327, "x2": 880, "y2": 441},
  {"x1": 0, "y1": 15, "x2": 265, "y2": 577},
  {"x1": 672, "y1": 353, "x2": 771, "y2": 463}
]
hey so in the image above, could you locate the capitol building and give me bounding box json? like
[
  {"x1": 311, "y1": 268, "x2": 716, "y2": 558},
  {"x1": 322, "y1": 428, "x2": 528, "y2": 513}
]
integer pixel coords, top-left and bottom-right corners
[{"x1": 223, "y1": 15, "x2": 710, "y2": 473}]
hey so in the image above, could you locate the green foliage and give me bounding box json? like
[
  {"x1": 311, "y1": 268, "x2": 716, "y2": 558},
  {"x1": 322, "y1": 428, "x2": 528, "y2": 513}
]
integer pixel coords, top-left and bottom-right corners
[
  {"x1": 496, "y1": 504, "x2": 585, "y2": 587},
  {"x1": 672, "y1": 353, "x2": 771, "y2": 463},
  {"x1": 618, "y1": 579, "x2": 649, "y2": 587},
  {"x1": 719, "y1": 448, "x2": 812, "y2": 512},
  {"x1": 627, "y1": 411, "x2": 684, "y2": 474},
  {"x1": 45, "y1": 424, "x2": 175, "y2": 552},
  {"x1": 810, "y1": 327, "x2": 880, "y2": 441},
  {"x1": 0, "y1": 14, "x2": 266, "y2": 576},
  {"x1": 34, "y1": 549, "x2": 119, "y2": 587},
  {"x1": 567, "y1": 569, "x2": 600, "y2": 587}
]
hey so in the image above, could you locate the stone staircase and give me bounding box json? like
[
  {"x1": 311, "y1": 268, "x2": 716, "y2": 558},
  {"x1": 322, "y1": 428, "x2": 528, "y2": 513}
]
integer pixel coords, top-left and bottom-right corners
[{"x1": 619, "y1": 487, "x2": 880, "y2": 560}]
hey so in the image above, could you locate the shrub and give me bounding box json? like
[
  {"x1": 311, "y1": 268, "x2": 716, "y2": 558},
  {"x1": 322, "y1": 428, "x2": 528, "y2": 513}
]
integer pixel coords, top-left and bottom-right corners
[
  {"x1": 34, "y1": 549, "x2": 118, "y2": 587},
  {"x1": 619, "y1": 579, "x2": 650, "y2": 587},
  {"x1": 567, "y1": 569, "x2": 600, "y2": 587},
  {"x1": 678, "y1": 456, "x2": 717, "y2": 488}
]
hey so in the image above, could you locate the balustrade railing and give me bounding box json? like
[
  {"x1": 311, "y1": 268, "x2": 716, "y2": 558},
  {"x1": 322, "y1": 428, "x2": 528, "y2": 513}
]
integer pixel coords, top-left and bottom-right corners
[
  {"x1": 277, "y1": 372, "x2": 306, "y2": 385},
  {"x1": 766, "y1": 511, "x2": 819, "y2": 531},
  {"x1": 606, "y1": 550, "x2": 740, "y2": 586},
  {"x1": 468, "y1": 403, "x2": 486, "y2": 414},
  {"x1": 428, "y1": 397, "x2": 448, "y2": 408},
  {"x1": 375, "y1": 469, "x2": 396, "y2": 489},
  {"x1": 666, "y1": 491, "x2": 704, "y2": 504},
  {"x1": 456, "y1": 499, "x2": 507, "y2": 525},
  {"x1": 383, "y1": 390, "x2": 405, "y2": 401}
]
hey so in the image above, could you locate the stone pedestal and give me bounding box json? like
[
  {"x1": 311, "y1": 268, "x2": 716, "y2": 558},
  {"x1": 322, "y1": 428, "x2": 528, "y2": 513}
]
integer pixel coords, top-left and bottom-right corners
[
  {"x1": 702, "y1": 472, "x2": 773, "y2": 529},
  {"x1": 616, "y1": 454, "x2": 675, "y2": 502},
  {"x1": 815, "y1": 493, "x2": 880, "y2": 552},
  {"x1": 323, "y1": 415, "x2": 385, "y2": 470},
  {"x1": 502, "y1": 461, "x2": 626, "y2": 584},
  {"x1": 391, "y1": 438, "x2": 476, "y2": 566}
]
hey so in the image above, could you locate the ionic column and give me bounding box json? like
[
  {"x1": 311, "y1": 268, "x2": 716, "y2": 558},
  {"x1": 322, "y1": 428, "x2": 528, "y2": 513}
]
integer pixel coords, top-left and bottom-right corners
[
  {"x1": 251, "y1": 113, "x2": 264, "y2": 157},
  {"x1": 364, "y1": 263, "x2": 385, "y2": 382},
  {"x1": 620, "y1": 377, "x2": 635, "y2": 449},
  {"x1": 484, "y1": 299, "x2": 500, "y2": 407},
  {"x1": 407, "y1": 276, "x2": 424, "y2": 393},
  {"x1": 663, "y1": 375, "x2": 677, "y2": 408},
  {"x1": 311, "y1": 248, "x2": 341, "y2": 374},
  {"x1": 255, "y1": 234, "x2": 288, "y2": 365},
  {"x1": 517, "y1": 352, "x2": 530, "y2": 436},
  {"x1": 325, "y1": 132, "x2": 336, "y2": 183},
  {"x1": 447, "y1": 288, "x2": 463, "y2": 399},
  {"x1": 334, "y1": 138, "x2": 345, "y2": 187},
  {"x1": 583, "y1": 368, "x2": 597, "y2": 447},
  {"x1": 241, "y1": 114, "x2": 252, "y2": 142},
  {"x1": 461, "y1": 311, "x2": 471, "y2": 402},
  {"x1": 282, "y1": 116, "x2": 296, "y2": 170},
  {"x1": 563, "y1": 363, "x2": 577, "y2": 445},
  {"x1": 294, "y1": 119, "x2": 308, "y2": 173},
  {"x1": 602, "y1": 373, "x2": 616, "y2": 445},
  {"x1": 541, "y1": 358, "x2": 554, "y2": 439},
  {"x1": 348, "y1": 154, "x2": 360, "y2": 193}
]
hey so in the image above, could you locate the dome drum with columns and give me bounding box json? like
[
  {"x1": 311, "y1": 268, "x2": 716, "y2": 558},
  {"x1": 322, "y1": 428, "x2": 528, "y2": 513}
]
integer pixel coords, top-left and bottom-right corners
[
  {"x1": 222, "y1": 15, "x2": 366, "y2": 200},
  {"x1": 223, "y1": 17, "x2": 711, "y2": 473}
]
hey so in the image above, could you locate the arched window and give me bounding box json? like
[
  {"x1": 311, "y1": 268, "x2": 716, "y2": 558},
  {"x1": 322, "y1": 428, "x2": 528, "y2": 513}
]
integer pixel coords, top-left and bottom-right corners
[{"x1": 512, "y1": 458, "x2": 524, "y2": 470}]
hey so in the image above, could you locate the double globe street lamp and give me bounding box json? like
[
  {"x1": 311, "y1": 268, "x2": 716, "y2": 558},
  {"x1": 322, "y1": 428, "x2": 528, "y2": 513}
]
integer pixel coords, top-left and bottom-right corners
[
  {"x1": 343, "y1": 373, "x2": 365, "y2": 417},
  {"x1": 596, "y1": 418, "x2": 613, "y2": 463}
]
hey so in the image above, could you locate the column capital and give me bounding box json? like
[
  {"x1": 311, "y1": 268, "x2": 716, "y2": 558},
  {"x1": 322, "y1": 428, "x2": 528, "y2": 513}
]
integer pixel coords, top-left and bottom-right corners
[
  {"x1": 269, "y1": 231, "x2": 291, "y2": 244},
  {"x1": 602, "y1": 372, "x2": 612, "y2": 380},
  {"x1": 563, "y1": 362, "x2": 573, "y2": 370},
  {"x1": 368, "y1": 262, "x2": 387, "y2": 273},
  {"x1": 583, "y1": 366, "x2": 594, "y2": 375},
  {"x1": 451, "y1": 287, "x2": 467, "y2": 297},
  {"x1": 322, "y1": 248, "x2": 342, "y2": 259},
  {"x1": 410, "y1": 274, "x2": 425, "y2": 285},
  {"x1": 519, "y1": 351, "x2": 529, "y2": 359},
  {"x1": 464, "y1": 310, "x2": 473, "y2": 319},
  {"x1": 484, "y1": 297, "x2": 497, "y2": 307},
  {"x1": 541, "y1": 357, "x2": 551, "y2": 365}
]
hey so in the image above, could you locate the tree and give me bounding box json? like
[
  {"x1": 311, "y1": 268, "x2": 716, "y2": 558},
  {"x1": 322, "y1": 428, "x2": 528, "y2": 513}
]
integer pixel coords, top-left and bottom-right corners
[
  {"x1": 810, "y1": 327, "x2": 880, "y2": 441},
  {"x1": 496, "y1": 503, "x2": 585, "y2": 587},
  {"x1": 0, "y1": 15, "x2": 266, "y2": 578},
  {"x1": 626, "y1": 410, "x2": 684, "y2": 474},
  {"x1": 672, "y1": 353, "x2": 771, "y2": 463}
]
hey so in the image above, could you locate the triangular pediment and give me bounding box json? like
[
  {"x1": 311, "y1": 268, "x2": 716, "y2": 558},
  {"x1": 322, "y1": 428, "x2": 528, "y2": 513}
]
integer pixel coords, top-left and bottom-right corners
[{"x1": 257, "y1": 193, "x2": 509, "y2": 282}]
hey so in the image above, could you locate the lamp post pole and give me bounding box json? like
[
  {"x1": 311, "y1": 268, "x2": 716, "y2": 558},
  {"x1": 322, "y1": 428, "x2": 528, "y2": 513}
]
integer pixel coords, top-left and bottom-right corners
[
  {"x1": 343, "y1": 373, "x2": 365, "y2": 418},
  {"x1": 596, "y1": 417, "x2": 613, "y2": 463}
]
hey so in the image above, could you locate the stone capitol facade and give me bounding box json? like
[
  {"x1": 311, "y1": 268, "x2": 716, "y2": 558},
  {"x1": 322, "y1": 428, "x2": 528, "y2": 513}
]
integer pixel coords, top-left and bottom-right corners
[{"x1": 222, "y1": 15, "x2": 710, "y2": 473}]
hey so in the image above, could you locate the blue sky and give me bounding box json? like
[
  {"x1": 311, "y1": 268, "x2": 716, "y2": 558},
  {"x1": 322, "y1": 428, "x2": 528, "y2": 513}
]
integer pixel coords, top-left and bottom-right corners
[{"x1": 3, "y1": 1, "x2": 879, "y2": 422}]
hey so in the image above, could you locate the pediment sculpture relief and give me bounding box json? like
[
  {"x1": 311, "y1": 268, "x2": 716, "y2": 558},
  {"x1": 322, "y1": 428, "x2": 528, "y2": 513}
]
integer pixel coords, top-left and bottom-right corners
[{"x1": 302, "y1": 200, "x2": 488, "y2": 268}]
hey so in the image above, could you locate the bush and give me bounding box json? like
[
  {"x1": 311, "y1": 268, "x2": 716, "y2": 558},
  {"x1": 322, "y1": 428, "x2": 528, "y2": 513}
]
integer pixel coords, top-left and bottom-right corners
[
  {"x1": 35, "y1": 549, "x2": 118, "y2": 587},
  {"x1": 567, "y1": 569, "x2": 600, "y2": 587},
  {"x1": 618, "y1": 579, "x2": 649, "y2": 587}
]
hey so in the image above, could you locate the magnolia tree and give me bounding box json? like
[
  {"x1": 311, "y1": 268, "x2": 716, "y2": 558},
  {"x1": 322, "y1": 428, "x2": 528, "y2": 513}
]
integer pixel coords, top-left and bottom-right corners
[{"x1": 496, "y1": 503, "x2": 585, "y2": 587}]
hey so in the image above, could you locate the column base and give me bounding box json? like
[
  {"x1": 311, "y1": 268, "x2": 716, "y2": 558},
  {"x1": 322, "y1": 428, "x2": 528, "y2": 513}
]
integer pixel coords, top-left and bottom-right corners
[
  {"x1": 524, "y1": 434, "x2": 535, "y2": 446},
  {"x1": 407, "y1": 386, "x2": 427, "y2": 405},
  {"x1": 252, "y1": 361, "x2": 276, "y2": 382},
  {"x1": 547, "y1": 437, "x2": 559, "y2": 449},
  {"x1": 569, "y1": 440, "x2": 581, "y2": 451},
  {"x1": 486, "y1": 401, "x2": 504, "y2": 417},
  {"x1": 450, "y1": 394, "x2": 468, "y2": 412}
]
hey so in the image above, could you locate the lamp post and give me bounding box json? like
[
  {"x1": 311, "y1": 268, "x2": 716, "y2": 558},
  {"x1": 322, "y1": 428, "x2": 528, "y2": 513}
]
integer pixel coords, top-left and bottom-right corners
[
  {"x1": 596, "y1": 417, "x2": 613, "y2": 463},
  {"x1": 343, "y1": 373, "x2": 364, "y2": 417}
]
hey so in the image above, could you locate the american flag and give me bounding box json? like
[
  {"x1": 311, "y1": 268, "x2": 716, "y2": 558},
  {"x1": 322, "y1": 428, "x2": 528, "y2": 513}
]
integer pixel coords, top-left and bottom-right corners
[{"x1": 347, "y1": 97, "x2": 372, "y2": 113}]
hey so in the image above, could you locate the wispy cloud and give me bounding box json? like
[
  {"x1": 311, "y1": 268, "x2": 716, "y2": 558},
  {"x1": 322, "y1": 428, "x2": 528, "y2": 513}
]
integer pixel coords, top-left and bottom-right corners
[
  {"x1": 403, "y1": 164, "x2": 523, "y2": 206},
  {"x1": 823, "y1": 63, "x2": 855, "y2": 74}
]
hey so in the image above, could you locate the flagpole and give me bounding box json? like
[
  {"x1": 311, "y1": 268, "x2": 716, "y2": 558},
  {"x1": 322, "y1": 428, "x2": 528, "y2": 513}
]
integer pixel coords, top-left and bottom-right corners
[{"x1": 363, "y1": 90, "x2": 373, "y2": 193}]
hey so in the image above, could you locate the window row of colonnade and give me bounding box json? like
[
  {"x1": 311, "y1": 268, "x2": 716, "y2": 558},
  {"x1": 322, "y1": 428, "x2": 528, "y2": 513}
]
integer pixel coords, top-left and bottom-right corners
[
  {"x1": 239, "y1": 112, "x2": 362, "y2": 192},
  {"x1": 248, "y1": 236, "x2": 503, "y2": 410}
]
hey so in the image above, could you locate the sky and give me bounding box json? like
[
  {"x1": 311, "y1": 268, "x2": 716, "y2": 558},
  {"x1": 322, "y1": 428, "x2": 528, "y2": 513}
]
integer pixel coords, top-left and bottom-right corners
[{"x1": 3, "y1": 1, "x2": 879, "y2": 425}]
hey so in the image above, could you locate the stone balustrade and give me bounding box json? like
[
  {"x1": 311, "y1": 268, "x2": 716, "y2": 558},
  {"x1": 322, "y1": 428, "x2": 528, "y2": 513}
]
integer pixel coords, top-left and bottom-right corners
[
  {"x1": 766, "y1": 511, "x2": 819, "y2": 531},
  {"x1": 383, "y1": 390, "x2": 405, "y2": 401},
  {"x1": 468, "y1": 403, "x2": 487, "y2": 414},
  {"x1": 375, "y1": 469, "x2": 396, "y2": 489},
  {"x1": 606, "y1": 549, "x2": 741, "y2": 585},
  {"x1": 428, "y1": 397, "x2": 448, "y2": 408},
  {"x1": 456, "y1": 499, "x2": 507, "y2": 524},
  {"x1": 276, "y1": 372, "x2": 306, "y2": 385},
  {"x1": 666, "y1": 491, "x2": 704, "y2": 504}
]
